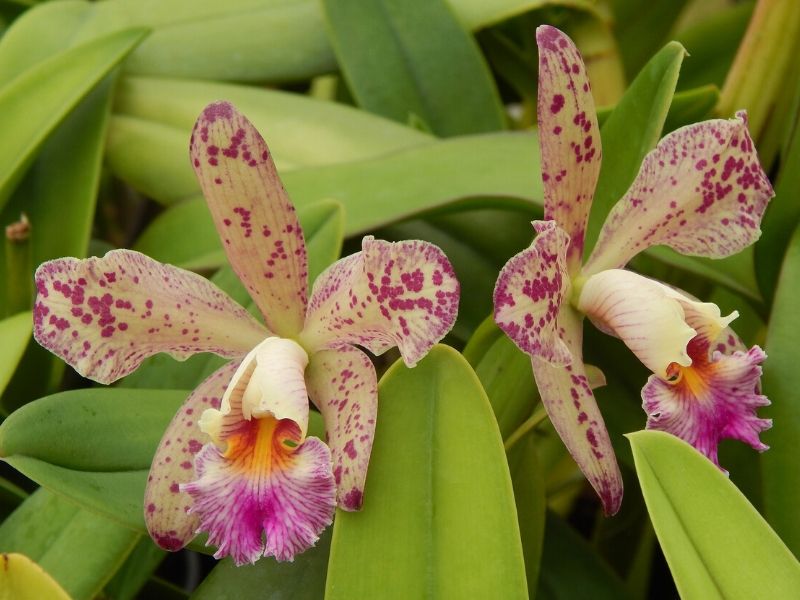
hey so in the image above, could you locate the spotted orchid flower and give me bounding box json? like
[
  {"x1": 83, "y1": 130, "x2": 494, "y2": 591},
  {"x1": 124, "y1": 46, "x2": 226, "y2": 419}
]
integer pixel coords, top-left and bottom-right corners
[
  {"x1": 493, "y1": 26, "x2": 774, "y2": 515},
  {"x1": 32, "y1": 102, "x2": 459, "y2": 564}
]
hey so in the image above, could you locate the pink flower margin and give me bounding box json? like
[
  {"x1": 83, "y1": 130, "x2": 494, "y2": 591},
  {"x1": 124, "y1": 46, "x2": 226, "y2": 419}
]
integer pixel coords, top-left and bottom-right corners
[
  {"x1": 493, "y1": 26, "x2": 774, "y2": 514},
  {"x1": 33, "y1": 102, "x2": 459, "y2": 564}
]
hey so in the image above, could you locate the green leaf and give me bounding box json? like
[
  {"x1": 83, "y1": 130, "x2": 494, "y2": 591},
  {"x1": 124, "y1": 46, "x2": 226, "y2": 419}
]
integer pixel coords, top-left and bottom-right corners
[
  {"x1": 610, "y1": 0, "x2": 690, "y2": 79},
  {"x1": 103, "y1": 537, "x2": 165, "y2": 600},
  {"x1": 0, "y1": 488, "x2": 139, "y2": 600},
  {"x1": 463, "y1": 316, "x2": 537, "y2": 440},
  {"x1": 0, "y1": 552, "x2": 70, "y2": 600},
  {"x1": 124, "y1": 132, "x2": 541, "y2": 249},
  {"x1": 0, "y1": 26, "x2": 148, "y2": 212},
  {"x1": 585, "y1": 41, "x2": 685, "y2": 255},
  {"x1": 673, "y1": 2, "x2": 754, "y2": 92},
  {"x1": 323, "y1": 0, "x2": 505, "y2": 136},
  {"x1": 629, "y1": 430, "x2": 800, "y2": 599},
  {"x1": 2, "y1": 0, "x2": 565, "y2": 84},
  {"x1": 0, "y1": 388, "x2": 186, "y2": 530},
  {"x1": 0, "y1": 311, "x2": 30, "y2": 398},
  {"x1": 507, "y1": 435, "x2": 546, "y2": 597},
  {"x1": 192, "y1": 529, "x2": 330, "y2": 599},
  {"x1": 755, "y1": 71, "x2": 800, "y2": 303},
  {"x1": 110, "y1": 75, "x2": 432, "y2": 179},
  {"x1": 537, "y1": 511, "x2": 632, "y2": 600},
  {"x1": 761, "y1": 223, "x2": 800, "y2": 556},
  {"x1": 326, "y1": 345, "x2": 527, "y2": 599}
]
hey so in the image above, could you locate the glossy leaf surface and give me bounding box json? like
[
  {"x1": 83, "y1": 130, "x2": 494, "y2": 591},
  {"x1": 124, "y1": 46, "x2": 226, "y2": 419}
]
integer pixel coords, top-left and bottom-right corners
[
  {"x1": 326, "y1": 345, "x2": 527, "y2": 599},
  {"x1": 629, "y1": 431, "x2": 800, "y2": 599}
]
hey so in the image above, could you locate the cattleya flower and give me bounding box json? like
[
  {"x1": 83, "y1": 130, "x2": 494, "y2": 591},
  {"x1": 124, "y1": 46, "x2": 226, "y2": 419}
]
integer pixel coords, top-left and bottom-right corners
[
  {"x1": 33, "y1": 102, "x2": 459, "y2": 563},
  {"x1": 494, "y1": 26, "x2": 773, "y2": 514}
]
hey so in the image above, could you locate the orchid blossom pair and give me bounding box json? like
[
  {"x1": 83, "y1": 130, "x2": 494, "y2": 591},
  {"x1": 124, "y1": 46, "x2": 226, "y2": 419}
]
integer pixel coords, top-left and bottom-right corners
[
  {"x1": 494, "y1": 26, "x2": 774, "y2": 514},
  {"x1": 33, "y1": 102, "x2": 459, "y2": 564}
]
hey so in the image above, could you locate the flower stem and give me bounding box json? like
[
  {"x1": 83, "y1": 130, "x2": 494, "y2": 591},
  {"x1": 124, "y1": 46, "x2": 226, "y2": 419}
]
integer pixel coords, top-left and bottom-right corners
[{"x1": 504, "y1": 404, "x2": 548, "y2": 452}]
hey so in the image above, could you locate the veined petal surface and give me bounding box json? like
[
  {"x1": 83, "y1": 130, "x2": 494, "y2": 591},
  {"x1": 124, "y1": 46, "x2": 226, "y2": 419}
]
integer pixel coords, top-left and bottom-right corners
[
  {"x1": 532, "y1": 306, "x2": 623, "y2": 515},
  {"x1": 184, "y1": 371, "x2": 334, "y2": 565},
  {"x1": 191, "y1": 101, "x2": 308, "y2": 337},
  {"x1": 305, "y1": 345, "x2": 378, "y2": 511},
  {"x1": 578, "y1": 269, "x2": 699, "y2": 379},
  {"x1": 301, "y1": 237, "x2": 459, "y2": 367},
  {"x1": 536, "y1": 25, "x2": 602, "y2": 271},
  {"x1": 33, "y1": 250, "x2": 266, "y2": 384},
  {"x1": 585, "y1": 112, "x2": 773, "y2": 274},
  {"x1": 145, "y1": 360, "x2": 239, "y2": 551},
  {"x1": 493, "y1": 221, "x2": 571, "y2": 365},
  {"x1": 643, "y1": 338, "x2": 771, "y2": 470}
]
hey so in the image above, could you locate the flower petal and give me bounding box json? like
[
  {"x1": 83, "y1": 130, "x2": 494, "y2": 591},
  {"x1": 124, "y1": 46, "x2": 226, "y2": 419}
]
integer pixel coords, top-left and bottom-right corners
[
  {"x1": 536, "y1": 25, "x2": 602, "y2": 270},
  {"x1": 577, "y1": 269, "x2": 738, "y2": 379},
  {"x1": 493, "y1": 221, "x2": 572, "y2": 365},
  {"x1": 183, "y1": 393, "x2": 334, "y2": 563},
  {"x1": 301, "y1": 237, "x2": 459, "y2": 366},
  {"x1": 532, "y1": 306, "x2": 623, "y2": 515},
  {"x1": 144, "y1": 360, "x2": 238, "y2": 551},
  {"x1": 305, "y1": 345, "x2": 378, "y2": 511},
  {"x1": 643, "y1": 342, "x2": 771, "y2": 470},
  {"x1": 191, "y1": 101, "x2": 308, "y2": 337},
  {"x1": 33, "y1": 250, "x2": 267, "y2": 384},
  {"x1": 585, "y1": 112, "x2": 774, "y2": 274}
]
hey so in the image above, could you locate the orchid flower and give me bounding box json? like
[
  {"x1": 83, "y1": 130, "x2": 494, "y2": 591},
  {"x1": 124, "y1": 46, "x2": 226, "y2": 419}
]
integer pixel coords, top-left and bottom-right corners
[
  {"x1": 493, "y1": 26, "x2": 774, "y2": 515},
  {"x1": 32, "y1": 102, "x2": 459, "y2": 564}
]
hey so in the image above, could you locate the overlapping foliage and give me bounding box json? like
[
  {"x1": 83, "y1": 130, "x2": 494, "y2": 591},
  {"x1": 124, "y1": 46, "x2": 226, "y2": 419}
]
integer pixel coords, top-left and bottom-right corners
[{"x1": 1, "y1": 0, "x2": 799, "y2": 598}]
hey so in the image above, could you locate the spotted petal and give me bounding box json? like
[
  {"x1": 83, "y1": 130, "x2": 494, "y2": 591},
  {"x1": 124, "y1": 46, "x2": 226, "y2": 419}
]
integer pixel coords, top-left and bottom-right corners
[
  {"x1": 306, "y1": 345, "x2": 378, "y2": 511},
  {"x1": 145, "y1": 360, "x2": 238, "y2": 551},
  {"x1": 532, "y1": 306, "x2": 622, "y2": 515},
  {"x1": 577, "y1": 269, "x2": 737, "y2": 379},
  {"x1": 536, "y1": 25, "x2": 602, "y2": 271},
  {"x1": 643, "y1": 340, "x2": 771, "y2": 471},
  {"x1": 301, "y1": 237, "x2": 459, "y2": 367},
  {"x1": 33, "y1": 250, "x2": 267, "y2": 384},
  {"x1": 191, "y1": 101, "x2": 308, "y2": 337},
  {"x1": 183, "y1": 369, "x2": 334, "y2": 563},
  {"x1": 493, "y1": 221, "x2": 571, "y2": 365},
  {"x1": 585, "y1": 111, "x2": 774, "y2": 275}
]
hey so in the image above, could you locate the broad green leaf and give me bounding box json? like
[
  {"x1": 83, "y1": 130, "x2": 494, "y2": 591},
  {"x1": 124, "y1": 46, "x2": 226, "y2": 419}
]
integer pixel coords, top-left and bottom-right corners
[
  {"x1": 0, "y1": 553, "x2": 70, "y2": 600},
  {"x1": 193, "y1": 529, "x2": 331, "y2": 599},
  {"x1": 762, "y1": 222, "x2": 800, "y2": 556},
  {"x1": 508, "y1": 435, "x2": 546, "y2": 597},
  {"x1": 0, "y1": 27, "x2": 147, "y2": 212},
  {"x1": 323, "y1": 0, "x2": 504, "y2": 136},
  {"x1": 111, "y1": 75, "x2": 432, "y2": 177},
  {"x1": 0, "y1": 476, "x2": 26, "y2": 520},
  {"x1": 326, "y1": 345, "x2": 527, "y2": 599},
  {"x1": 0, "y1": 389, "x2": 186, "y2": 530},
  {"x1": 0, "y1": 312, "x2": 30, "y2": 397},
  {"x1": 0, "y1": 0, "x2": 587, "y2": 83},
  {"x1": 610, "y1": 0, "x2": 690, "y2": 79},
  {"x1": 755, "y1": 71, "x2": 800, "y2": 303},
  {"x1": 585, "y1": 41, "x2": 685, "y2": 255},
  {"x1": 123, "y1": 132, "x2": 541, "y2": 247},
  {"x1": 629, "y1": 430, "x2": 800, "y2": 599},
  {"x1": 103, "y1": 537, "x2": 165, "y2": 600},
  {"x1": 0, "y1": 488, "x2": 139, "y2": 600},
  {"x1": 463, "y1": 316, "x2": 537, "y2": 440},
  {"x1": 537, "y1": 511, "x2": 632, "y2": 600},
  {"x1": 673, "y1": 1, "x2": 754, "y2": 92}
]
